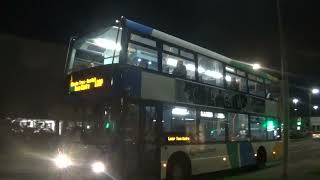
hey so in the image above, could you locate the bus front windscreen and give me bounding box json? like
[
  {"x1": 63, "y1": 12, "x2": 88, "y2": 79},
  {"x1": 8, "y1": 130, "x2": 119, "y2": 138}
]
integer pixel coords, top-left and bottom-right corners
[{"x1": 67, "y1": 26, "x2": 122, "y2": 74}]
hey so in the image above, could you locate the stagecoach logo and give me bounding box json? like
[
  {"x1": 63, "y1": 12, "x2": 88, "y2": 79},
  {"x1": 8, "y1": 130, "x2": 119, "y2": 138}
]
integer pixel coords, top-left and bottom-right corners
[
  {"x1": 167, "y1": 136, "x2": 190, "y2": 142},
  {"x1": 69, "y1": 76, "x2": 104, "y2": 92}
]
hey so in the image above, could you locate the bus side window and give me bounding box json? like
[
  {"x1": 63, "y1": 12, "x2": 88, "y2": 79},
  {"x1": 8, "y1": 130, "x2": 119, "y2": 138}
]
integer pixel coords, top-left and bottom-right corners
[
  {"x1": 198, "y1": 55, "x2": 224, "y2": 87},
  {"x1": 227, "y1": 113, "x2": 249, "y2": 141},
  {"x1": 198, "y1": 111, "x2": 226, "y2": 143},
  {"x1": 127, "y1": 43, "x2": 158, "y2": 71},
  {"x1": 249, "y1": 116, "x2": 267, "y2": 141},
  {"x1": 163, "y1": 106, "x2": 197, "y2": 142},
  {"x1": 162, "y1": 53, "x2": 195, "y2": 80}
]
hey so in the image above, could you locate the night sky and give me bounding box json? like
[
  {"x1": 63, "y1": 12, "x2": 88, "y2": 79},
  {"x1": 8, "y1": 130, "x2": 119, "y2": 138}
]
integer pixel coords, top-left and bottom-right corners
[{"x1": 2, "y1": 0, "x2": 320, "y2": 117}]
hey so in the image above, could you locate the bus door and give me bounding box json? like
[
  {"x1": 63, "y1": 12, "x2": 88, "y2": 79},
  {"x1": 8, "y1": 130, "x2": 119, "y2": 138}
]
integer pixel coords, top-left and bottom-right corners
[
  {"x1": 140, "y1": 104, "x2": 161, "y2": 179},
  {"x1": 121, "y1": 103, "x2": 141, "y2": 179},
  {"x1": 121, "y1": 103, "x2": 161, "y2": 179}
]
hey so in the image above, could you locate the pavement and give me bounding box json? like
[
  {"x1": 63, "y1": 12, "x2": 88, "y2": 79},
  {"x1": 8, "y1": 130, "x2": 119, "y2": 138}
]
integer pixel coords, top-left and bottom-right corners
[{"x1": 1, "y1": 137, "x2": 320, "y2": 180}]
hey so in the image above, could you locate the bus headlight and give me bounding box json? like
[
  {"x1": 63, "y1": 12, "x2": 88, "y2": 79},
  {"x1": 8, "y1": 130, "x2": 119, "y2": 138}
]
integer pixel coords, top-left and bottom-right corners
[
  {"x1": 54, "y1": 154, "x2": 72, "y2": 169},
  {"x1": 91, "y1": 161, "x2": 105, "y2": 173}
]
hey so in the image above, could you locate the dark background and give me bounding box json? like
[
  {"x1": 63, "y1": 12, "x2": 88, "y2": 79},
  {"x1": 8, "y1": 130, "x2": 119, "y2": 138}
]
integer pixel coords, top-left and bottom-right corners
[{"x1": 1, "y1": 0, "x2": 320, "y2": 117}]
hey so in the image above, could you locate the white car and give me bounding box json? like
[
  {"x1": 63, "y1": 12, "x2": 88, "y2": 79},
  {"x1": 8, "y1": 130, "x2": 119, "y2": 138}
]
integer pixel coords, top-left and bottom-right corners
[{"x1": 312, "y1": 132, "x2": 320, "y2": 139}]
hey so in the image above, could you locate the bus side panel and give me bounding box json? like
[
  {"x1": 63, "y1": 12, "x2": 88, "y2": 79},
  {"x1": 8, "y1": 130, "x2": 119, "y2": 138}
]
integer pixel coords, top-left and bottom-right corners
[
  {"x1": 226, "y1": 142, "x2": 256, "y2": 168},
  {"x1": 160, "y1": 145, "x2": 190, "y2": 179},
  {"x1": 226, "y1": 143, "x2": 240, "y2": 168},
  {"x1": 189, "y1": 144, "x2": 231, "y2": 175},
  {"x1": 251, "y1": 141, "x2": 283, "y2": 162},
  {"x1": 160, "y1": 141, "x2": 282, "y2": 179},
  {"x1": 265, "y1": 100, "x2": 278, "y2": 117},
  {"x1": 239, "y1": 142, "x2": 256, "y2": 166},
  {"x1": 141, "y1": 71, "x2": 175, "y2": 102},
  {"x1": 160, "y1": 144, "x2": 231, "y2": 178}
]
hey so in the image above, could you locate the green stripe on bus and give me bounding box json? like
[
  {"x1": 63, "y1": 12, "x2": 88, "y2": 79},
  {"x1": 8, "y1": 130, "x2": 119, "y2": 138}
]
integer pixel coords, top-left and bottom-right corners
[{"x1": 227, "y1": 143, "x2": 239, "y2": 168}]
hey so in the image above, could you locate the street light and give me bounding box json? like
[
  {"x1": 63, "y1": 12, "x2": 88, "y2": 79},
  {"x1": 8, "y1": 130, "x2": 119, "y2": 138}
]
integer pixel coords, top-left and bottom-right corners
[
  {"x1": 312, "y1": 88, "x2": 319, "y2": 94},
  {"x1": 309, "y1": 88, "x2": 319, "y2": 130},
  {"x1": 292, "y1": 98, "x2": 299, "y2": 104},
  {"x1": 252, "y1": 63, "x2": 261, "y2": 70}
]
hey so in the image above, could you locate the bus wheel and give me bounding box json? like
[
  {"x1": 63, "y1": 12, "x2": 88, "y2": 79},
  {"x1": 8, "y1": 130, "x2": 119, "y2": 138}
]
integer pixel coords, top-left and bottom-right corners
[
  {"x1": 256, "y1": 147, "x2": 267, "y2": 169},
  {"x1": 167, "y1": 158, "x2": 190, "y2": 180}
]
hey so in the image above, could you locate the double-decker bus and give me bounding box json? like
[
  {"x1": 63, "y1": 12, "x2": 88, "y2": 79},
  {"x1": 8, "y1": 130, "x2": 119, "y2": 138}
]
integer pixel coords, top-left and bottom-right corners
[{"x1": 60, "y1": 17, "x2": 282, "y2": 180}]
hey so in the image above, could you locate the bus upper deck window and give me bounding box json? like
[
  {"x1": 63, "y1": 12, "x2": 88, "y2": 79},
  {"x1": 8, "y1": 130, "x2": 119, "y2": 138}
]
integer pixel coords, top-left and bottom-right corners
[
  {"x1": 162, "y1": 53, "x2": 195, "y2": 80},
  {"x1": 130, "y1": 34, "x2": 156, "y2": 47},
  {"x1": 198, "y1": 55, "x2": 223, "y2": 87},
  {"x1": 163, "y1": 44, "x2": 178, "y2": 55},
  {"x1": 225, "y1": 73, "x2": 247, "y2": 92},
  {"x1": 67, "y1": 26, "x2": 122, "y2": 73},
  {"x1": 127, "y1": 43, "x2": 158, "y2": 71},
  {"x1": 180, "y1": 50, "x2": 194, "y2": 60}
]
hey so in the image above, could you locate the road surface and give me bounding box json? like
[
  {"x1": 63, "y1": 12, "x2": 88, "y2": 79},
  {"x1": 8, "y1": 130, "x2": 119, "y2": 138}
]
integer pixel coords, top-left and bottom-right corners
[
  {"x1": 198, "y1": 138, "x2": 320, "y2": 180},
  {"x1": 1, "y1": 138, "x2": 320, "y2": 179}
]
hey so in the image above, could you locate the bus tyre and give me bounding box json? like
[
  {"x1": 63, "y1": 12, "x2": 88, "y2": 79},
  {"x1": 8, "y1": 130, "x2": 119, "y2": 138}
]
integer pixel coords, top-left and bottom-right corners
[
  {"x1": 167, "y1": 159, "x2": 190, "y2": 180},
  {"x1": 256, "y1": 148, "x2": 267, "y2": 169}
]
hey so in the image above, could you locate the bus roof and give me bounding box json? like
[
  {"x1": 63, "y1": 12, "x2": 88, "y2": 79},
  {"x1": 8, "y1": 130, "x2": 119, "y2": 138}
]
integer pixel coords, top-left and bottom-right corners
[{"x1": 125, "y1": 18, "x2": 278, "y2": 82}]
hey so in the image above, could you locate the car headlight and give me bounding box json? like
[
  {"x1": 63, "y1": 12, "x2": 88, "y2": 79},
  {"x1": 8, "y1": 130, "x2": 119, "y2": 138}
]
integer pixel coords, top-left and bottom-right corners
[
  {"x1": 91, "y1": 161, "x2": 105, "y2": 173},
  {"x1": 313, "y1": 134, "x2": 320, "y2": 138},
  {"x1": 54, "y1": 154, "x2": 72, "y2": 169}
]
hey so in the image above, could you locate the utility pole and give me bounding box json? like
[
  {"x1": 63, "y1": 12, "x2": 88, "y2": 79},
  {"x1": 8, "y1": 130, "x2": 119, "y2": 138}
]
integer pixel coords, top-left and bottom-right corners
[
  {"x1": 308, "y1": 92, "x2": 312, "y2": 130},
  {"x1": 276, "y1": 0, "x2": 289, "y2": 179}
]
